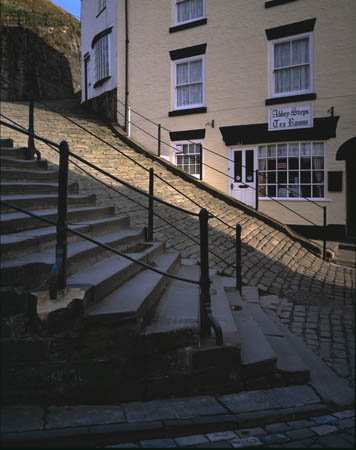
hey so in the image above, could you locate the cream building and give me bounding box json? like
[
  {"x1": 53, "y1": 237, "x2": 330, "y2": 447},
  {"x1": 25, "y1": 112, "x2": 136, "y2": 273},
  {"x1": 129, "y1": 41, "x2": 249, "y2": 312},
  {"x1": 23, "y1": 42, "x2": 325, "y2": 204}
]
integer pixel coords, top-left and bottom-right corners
[{"x1": 81, "y1": 0, "x2": 356, "y2": 238}]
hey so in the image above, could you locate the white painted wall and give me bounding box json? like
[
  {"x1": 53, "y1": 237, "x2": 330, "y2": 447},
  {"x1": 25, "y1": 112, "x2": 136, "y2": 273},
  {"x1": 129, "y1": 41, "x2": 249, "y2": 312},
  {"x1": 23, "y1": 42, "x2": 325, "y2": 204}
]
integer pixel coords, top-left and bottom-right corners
[{"x1": 81, "y1": 0, "x2": 118, "y2": 103}]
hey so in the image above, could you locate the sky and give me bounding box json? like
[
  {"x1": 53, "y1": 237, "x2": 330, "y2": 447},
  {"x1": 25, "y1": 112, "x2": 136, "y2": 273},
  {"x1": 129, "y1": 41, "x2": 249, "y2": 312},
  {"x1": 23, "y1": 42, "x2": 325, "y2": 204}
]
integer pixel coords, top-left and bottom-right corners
[{"x1": 51, "y1": 0, "x2": 81, "y2": 20}]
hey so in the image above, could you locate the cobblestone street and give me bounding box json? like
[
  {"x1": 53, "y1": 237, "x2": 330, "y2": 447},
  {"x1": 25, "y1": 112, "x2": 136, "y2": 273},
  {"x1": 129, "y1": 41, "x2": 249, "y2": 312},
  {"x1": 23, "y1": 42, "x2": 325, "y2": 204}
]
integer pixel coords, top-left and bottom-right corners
[{"x1": 1, "y1": 97, "x2": 354, "y2": 405}]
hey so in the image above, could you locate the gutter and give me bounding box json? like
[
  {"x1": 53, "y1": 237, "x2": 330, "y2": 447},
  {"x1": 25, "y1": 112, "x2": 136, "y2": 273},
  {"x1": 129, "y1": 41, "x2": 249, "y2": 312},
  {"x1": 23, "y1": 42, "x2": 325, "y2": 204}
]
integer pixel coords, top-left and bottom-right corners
[{"x1": 124, "y1": 0, "x2": 129, "y2": 131}]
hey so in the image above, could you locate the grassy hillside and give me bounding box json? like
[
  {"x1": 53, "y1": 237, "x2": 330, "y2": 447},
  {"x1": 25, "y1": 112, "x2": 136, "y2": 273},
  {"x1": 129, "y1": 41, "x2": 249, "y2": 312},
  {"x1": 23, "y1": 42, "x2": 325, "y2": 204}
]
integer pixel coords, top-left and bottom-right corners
[{"x1": 1, "y1": 0, "x2": 80, "y2": 28}]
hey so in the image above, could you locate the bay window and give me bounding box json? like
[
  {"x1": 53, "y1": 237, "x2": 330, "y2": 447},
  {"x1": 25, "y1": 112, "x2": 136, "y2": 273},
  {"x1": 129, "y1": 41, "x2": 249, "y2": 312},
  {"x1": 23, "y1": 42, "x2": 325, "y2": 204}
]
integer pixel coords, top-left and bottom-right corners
[{"x1": 258, "y1": 142, "x2": 325, "y2": 199}]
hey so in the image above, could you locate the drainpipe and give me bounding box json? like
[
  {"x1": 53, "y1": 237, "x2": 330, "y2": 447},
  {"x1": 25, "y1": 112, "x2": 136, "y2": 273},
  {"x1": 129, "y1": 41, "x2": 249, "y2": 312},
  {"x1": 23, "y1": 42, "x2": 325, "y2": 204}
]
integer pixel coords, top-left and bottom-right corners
[{"x1": 124, "y1": 0, "x2": 129, "y2": 131}]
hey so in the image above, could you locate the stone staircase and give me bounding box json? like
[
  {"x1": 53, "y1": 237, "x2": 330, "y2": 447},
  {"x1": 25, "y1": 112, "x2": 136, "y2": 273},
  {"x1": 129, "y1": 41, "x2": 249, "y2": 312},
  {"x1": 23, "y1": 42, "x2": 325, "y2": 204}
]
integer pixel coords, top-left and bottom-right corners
[{"x1": 1, "y1": 138, "x2": 353, "y2": 407}]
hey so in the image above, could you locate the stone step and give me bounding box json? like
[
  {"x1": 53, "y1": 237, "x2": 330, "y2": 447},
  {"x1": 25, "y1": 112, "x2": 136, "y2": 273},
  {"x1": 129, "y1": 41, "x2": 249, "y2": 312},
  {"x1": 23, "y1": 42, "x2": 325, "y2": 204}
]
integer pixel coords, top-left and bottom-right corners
[
  {"x1": 0, "y1": 146, "x2": 26, "y2": 159},
  {"x1": 143, "y1": 264, "x2": 200, "y2": 350},
  {"x1": 0, "y1": 181, "x2": 79, "y2": 195},
  {"x1": 0, "y1": 156, "x2": 48, "y2": 170},
  {"x1": 1, "y1": 215, "x2": 131, "y2": 260},
  {"x1": 245, "y1": 303, "x2": 309, "y2": 383},
  {"x1": 0, "y1": 204, "x2": 116, "y2": 234},
  {"x1": 0, "y1": 193, "x2": 96, "y2": 213},
  {"x1": 210, "y1": 276, "x2": 240, "y2": 336},
  {"x1": 85, "y1": 251, "x2": 180, "y2": 326},
  {"x1": 1, "y1": 227, "x2": 146, "y2": 290},
  {"x1": 38, "y1": 242, "x2": 165, "y2": 320},
  {"x1": 0, "y1": 167, "x2": 58, "y2": 181},
  {"x1": 226, "y1": 288, "x2": 277, "y2": 376},
  {"x1": 241, "y1": 285, "x2": 260, "y2": 303}
]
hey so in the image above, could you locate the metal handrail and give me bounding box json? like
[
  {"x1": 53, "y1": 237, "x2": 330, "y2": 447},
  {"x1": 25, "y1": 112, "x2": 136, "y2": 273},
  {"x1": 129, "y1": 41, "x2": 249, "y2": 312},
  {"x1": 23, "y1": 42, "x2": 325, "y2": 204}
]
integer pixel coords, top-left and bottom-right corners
[
  {"x1": 0, "y1": 116, "x2": 236, "y2": 272},
  {"x1": 0, "y1": 200, "x2": 200, "y2": 286}
]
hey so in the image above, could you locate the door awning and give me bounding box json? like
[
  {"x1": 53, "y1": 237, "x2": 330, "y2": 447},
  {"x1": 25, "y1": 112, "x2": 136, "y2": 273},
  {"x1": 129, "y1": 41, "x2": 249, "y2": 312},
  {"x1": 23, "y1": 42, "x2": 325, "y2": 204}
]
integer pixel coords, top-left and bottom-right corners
[
  {"x1": 219, "y1": 116, "x2": 339, "y2": 146},
  {"x1": 336, "y1": 137, "x2": 356, "y2": 160}
]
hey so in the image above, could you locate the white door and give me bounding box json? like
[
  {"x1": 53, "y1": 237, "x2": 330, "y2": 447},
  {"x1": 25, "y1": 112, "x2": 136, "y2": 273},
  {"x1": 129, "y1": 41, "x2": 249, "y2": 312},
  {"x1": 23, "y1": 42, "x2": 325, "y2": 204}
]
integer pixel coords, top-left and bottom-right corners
[{"x1": 229, "y1": 148, "x2": 256, "y2": 208}]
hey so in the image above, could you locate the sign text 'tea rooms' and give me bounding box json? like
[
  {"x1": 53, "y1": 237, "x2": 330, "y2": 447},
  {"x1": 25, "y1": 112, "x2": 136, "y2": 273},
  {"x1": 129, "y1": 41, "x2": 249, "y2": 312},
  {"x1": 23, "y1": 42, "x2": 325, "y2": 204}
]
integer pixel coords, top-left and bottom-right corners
[{"x1": 268, "y1": 104, "x2": 313, "y2": 131}]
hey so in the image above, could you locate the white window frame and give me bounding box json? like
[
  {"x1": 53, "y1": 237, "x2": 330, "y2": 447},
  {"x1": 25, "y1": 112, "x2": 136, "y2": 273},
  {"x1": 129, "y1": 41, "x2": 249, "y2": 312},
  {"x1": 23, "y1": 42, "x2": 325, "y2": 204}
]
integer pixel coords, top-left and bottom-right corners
[
  {"x1": 174, "y1": 0, "x2": 206, "y2": 26},
  {"x1": 94, "y1": 34, "x2": 110, "y2": 83},
  {"x1": 257, "y1": 141, "x2": 326, "y2": 200},
  {"x1": 172, "y1": 140, "x2": 203, "y2": 179},
  {"x1": 172, "y1": 55, "x2": 205, "y2": 111},
  {"x1": 269, "y1": 32, "x2": 313, "y2": 98}
]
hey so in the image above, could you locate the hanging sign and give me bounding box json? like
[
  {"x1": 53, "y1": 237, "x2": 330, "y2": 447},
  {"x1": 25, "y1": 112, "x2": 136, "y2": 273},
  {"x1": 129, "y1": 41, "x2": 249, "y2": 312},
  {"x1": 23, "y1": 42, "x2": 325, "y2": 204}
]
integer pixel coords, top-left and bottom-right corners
[{"x1": 268, "y1": 104, "x2": 313, "y2": 131}]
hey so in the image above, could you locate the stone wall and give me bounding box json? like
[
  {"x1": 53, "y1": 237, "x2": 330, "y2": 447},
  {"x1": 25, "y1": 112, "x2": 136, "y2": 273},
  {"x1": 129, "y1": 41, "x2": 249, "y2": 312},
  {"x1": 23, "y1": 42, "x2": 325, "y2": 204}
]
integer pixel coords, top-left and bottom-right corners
[
  {"x1": 83, "y1": 88, "x2": 118, "y2": 123},
  {"x1": 0, "y1": 25, "x2": 81, "y2": 100}
]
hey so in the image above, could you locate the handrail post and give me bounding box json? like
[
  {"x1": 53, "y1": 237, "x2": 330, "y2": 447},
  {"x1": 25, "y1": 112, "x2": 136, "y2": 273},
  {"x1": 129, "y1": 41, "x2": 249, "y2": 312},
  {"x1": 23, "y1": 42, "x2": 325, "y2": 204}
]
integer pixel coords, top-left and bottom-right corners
[
  {"x1": 255, "y1": 169, "x2": 259, "y2": 211},
  {"x1": 323, "y1": 206, "x2": 327, "y2": 260},
  {"x1": 49, "y1": 140, "x2": 69, "y2": 299},
  {"x1": 128, "y1": 106, "x2": 131, "y2": 137},
  {"x1": 199, "y1": 208, "x2": 211, "y2": 339},
  {"x1": 27, "y1": 95, "x2": 35, "y2": 160},
  {"x1": 147, "y1": 167, "x2": 154, "y2": 241},
  {"x1": 158, "y1": 124, "x2": 161, "y2": 157},
  {"x1": 199, "y1": 144, "x2": 203, "y2": 181},
  {"x1": 236, "y1": 224, "x2": 242, "y2": 292}
]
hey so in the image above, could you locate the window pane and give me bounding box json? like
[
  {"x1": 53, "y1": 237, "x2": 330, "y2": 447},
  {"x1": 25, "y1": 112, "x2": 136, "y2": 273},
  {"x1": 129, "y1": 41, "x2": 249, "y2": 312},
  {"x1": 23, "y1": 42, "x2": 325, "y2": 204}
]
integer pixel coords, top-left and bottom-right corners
[
  {"x1": 274, "y1": 41, "x2": 290, "y2": 68},
  {"x1": 277, "y1": 158, "x2": 287, "y2": 170},
  {"x1": 259, "y1": 171, "x2": 267, "y2": 184},
  {"x1": 190, "y1": 60, "x2": 202, "y2": 82},
  {"x1": 258, "y1": 146, "x2": 267, "y2": 157},
  {"x1": 268, "y1": 185, "x2": 276, "y2": 197},
  {"x1": 292, "y1": 38, "x2": 309, "y2": 65},
  {"x1": 312, "y1": 185, "x2": 324, "y2": 198},
  {"x1": 267, "y1": 172, "x2": 276, "y2": 183},
  {"x1": 259, "y1": 185, "x2": 266, "y2": 197},
  {"x1": 301, "y1": 157, "x2": 311, "y2": 169},
  {"x1": 177, "y1": 0, "x2": 190, "y2": 22},
  {"x1": 278, "y1": 171, "x2": 287, "y2": 183},
  {"x1": 189, "y1": 83, "x2": 203, "y2": 104},
  {"x1": 291, "y1": 65, "x2": 310, "y2": 91},
  {"x1": 234, "y1": 152, "x2": 242, "y2": 182},
  {"x1": 177, "y1": 63, "x2": 189, "y2": 85},
  {"x1": 177, "y1": 86, "x2": 189, "y2": 106},
  {"x1": 312, "y1": 156, "x2": 324, "y2": 170},
  {"x1": 289, "y1": 158, "x2": 299, "y2": 170},
  {"x1": 278, "y1": 144, "x2": 287, "y2": 156},
  {"x1": 267, "y1": 145, "x2": 276, "y2": 157},
  {"x1": 259, "y1": 159, "x2": 267, "y2": 170},
  {"x1": 268, "y1": 159, "x2": 276, "y2": 170},
  {"x1": 300, "y1": 142, "x2": 311, "y2": 156},
  {"x1": 278, "y1": 185, "x2": 288, "y2": 197},
  {"x1": 288, "y1": 143, "x2": 299, "y2": 156},
  {"x1": 191, "y1": 0, "x2": 203, "y2": 19},
  {"x1": 275, "y1": 68, "x2": 291, "y2": 93},
  {"x1": 313, "y1": 142, "x2": 324, "y2": 156},
  {"x1": 289, "y1": 171, "x2": 299, "y2": 183},
  {"x1": 301, "y1": 171, "x2": 311, "y2": 183},
  {"x1": 246, "y1": 150, "x2": 254, "y2": 182},
  {"x1": 313, "y1": 171, "x2": 324, "y2": 183},
  {"x1": 301, "y1": 185, "x2": 311, "y2": 197},
  {"x1": 288, "y1": 185, "x2": 300, "y2": 198}
]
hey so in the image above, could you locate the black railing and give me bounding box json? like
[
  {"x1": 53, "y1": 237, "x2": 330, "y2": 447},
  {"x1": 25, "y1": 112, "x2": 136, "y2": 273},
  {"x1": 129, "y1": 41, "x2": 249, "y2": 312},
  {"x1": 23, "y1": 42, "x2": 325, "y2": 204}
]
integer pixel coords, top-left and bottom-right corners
[
  {"x1": 120, "y1": 97, "x2": 329, "y2": 260},
  {"x1": 0, "y1": 116, "x2": 227, "y2": 344}
]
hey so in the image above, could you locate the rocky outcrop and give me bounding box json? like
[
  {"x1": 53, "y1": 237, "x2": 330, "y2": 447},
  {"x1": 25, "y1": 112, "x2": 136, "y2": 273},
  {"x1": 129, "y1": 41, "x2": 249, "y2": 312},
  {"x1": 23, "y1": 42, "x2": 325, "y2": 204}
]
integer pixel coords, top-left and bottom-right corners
[{"x1": 0, "y1": 25, "x2": 81, "y2": 100}]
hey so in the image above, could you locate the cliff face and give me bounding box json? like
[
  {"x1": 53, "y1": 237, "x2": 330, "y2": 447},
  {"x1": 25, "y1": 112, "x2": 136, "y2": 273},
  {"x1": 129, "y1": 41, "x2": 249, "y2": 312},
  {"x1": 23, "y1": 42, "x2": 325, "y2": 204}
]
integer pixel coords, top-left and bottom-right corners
[{"x1": 0, "y1": 23, "x2": 81, "y2": 101}]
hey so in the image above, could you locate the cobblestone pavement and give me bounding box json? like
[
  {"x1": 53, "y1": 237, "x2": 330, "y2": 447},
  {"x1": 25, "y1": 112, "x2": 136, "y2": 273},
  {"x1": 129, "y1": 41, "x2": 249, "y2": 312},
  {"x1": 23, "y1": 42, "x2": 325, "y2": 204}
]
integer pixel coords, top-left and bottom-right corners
[
  {"x1": 1, "y1": 99, "x2": 355, "y2": 390},
  {"x1": 1, "y1": 99, "x2": 354, "y2": 304},
  {"x1": 103, "y1": 411, "x2": 355, "y2": 448}
]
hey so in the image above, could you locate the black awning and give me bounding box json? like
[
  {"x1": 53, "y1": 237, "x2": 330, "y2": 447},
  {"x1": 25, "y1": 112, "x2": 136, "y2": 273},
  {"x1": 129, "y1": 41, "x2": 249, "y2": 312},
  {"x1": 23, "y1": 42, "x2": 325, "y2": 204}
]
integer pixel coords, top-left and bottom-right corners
[{"x1": 219, "y1": 117, "x2": 339, "y2": 146}]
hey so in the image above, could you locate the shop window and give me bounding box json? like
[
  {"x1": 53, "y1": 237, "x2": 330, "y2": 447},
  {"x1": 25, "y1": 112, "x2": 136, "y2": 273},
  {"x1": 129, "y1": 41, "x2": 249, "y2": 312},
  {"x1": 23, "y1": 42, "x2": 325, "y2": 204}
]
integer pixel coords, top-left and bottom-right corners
[{"x1": 258, "y1": 142, "x2": 325, "y2": 199}]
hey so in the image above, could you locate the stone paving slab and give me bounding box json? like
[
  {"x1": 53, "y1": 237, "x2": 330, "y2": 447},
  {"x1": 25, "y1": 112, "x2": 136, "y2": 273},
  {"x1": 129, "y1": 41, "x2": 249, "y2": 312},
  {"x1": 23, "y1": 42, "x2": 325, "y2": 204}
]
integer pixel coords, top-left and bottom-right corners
[
  {"x1": 219, "y1": 386, "x2": 320, "y2": 414},
  {"x1": 123, "y1": 396, "x2": 226, "y2": 423},
  {"x1": 46, "y1": 405, "x2": 126, "y2": 430}
]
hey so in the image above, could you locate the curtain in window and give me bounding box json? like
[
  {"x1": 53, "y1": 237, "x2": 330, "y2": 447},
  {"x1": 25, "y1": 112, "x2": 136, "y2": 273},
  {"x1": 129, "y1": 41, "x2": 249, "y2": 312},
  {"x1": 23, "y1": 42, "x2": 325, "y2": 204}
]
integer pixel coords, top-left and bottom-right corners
[
  {"x1": 177, "y1": 0, "x2": 203, "y2": 23},
  {"x1": 176, "y1": 60, "x2": 202, "y2": 107}
]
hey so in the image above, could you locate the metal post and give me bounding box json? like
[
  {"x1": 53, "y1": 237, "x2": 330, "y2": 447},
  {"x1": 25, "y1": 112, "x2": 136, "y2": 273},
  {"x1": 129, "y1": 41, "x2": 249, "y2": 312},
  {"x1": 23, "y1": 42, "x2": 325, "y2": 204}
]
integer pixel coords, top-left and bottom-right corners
[
  {"x1": 199, "y1": 208, "x2": 212, "y2": 339},
  {"x1": 147, "y1": 168, "x2": 154, "y2": 241},
  {"x1": 158, "y1": 124, "x2": 161, "y2": 157},
  {"x1": 236, "y1": 224, "x2": 242, "y2": 292},
  {"x1": 255, "y1": 169, "x2": 259, "y2": 211},
  {"x1": 50, "y1": 141, "x2": 69, "y2": 299},
  {"x1": 27, "y1": 95, "x2": 35, "y2": 160},
  {"x1": 199, "y1": 144, "x2": 203, "y2": 181},
  {"x1": 127, "y1": 107, "x2": 131, "y2": 137},
  {"x1": 323, "y1": 206, "x2": 327, "y2": 261}
]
